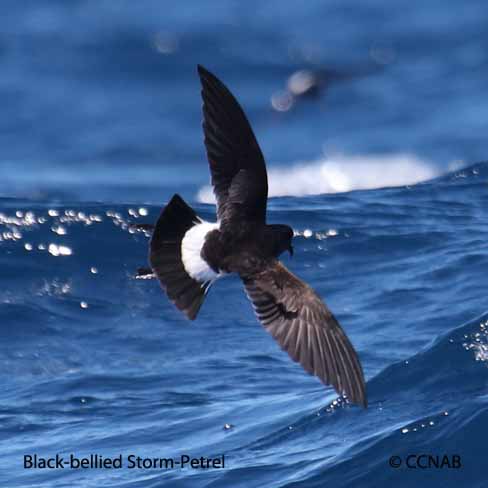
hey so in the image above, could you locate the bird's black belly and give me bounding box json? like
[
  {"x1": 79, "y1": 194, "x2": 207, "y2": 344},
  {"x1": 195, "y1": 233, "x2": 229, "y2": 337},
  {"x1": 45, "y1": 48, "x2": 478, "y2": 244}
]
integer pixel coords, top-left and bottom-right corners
[{"x1": 201, "y1": 228, "x2": 271, "y2": 276}]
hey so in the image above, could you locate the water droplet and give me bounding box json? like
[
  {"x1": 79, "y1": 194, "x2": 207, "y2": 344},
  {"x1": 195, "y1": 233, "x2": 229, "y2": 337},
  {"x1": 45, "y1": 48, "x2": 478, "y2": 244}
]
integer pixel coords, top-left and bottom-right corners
[
  {"x1": 51, "y1": 225, "x2": 67, "y2": 235},
  {"x1": 271, "y1": 90, "x2": 294, "y2": 112},
  {"x1": 287, "y1": 70, "x2": 319, "y2": 96},
  {"x1": 153, "y1": 32, "x2": 179, "y2": 55},
  {"x1": 48, "y1": 244, "x2": 72, "y2": 256},
  {"x1": 80, "y1": 301, "x2": 88, "y2": 309},
  {"x1": 25, "y1": 212, "x2": 36, "y2": 225}
]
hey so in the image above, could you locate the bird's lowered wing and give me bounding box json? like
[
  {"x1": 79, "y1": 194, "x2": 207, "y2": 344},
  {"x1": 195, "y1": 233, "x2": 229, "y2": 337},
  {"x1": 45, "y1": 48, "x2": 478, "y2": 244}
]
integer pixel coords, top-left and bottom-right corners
[
  {"x1": 197, "y1": 65, "x2": 268, "y2": 230},
  {"x1": 242, "y1": 261, "x2": 367, "y2": 407}
]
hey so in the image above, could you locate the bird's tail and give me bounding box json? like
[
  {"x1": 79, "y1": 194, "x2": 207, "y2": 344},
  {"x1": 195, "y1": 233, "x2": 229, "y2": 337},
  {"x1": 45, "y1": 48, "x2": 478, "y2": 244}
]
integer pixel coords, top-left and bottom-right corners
[{"x1": 149, "y1": 194, "x2": 211, "y2": 320}]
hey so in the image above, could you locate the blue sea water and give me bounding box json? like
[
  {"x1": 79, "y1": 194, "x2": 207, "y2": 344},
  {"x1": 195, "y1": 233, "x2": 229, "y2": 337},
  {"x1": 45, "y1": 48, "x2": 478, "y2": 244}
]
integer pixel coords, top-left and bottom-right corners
[{"x1": 1, "y1": 1, "x2": 488, "y2": 487}]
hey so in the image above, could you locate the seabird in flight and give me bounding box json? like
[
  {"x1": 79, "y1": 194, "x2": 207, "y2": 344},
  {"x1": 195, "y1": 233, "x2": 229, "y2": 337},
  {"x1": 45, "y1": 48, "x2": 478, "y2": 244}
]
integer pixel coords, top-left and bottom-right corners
[{"x1": 143, "y1": 65, "x2": 367, "y2": 407}]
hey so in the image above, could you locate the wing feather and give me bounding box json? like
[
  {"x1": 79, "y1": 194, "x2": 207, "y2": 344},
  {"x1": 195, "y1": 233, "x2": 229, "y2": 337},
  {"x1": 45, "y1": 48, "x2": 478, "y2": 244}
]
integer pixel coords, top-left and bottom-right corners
[
  {"x1": 197, "y1": 65, "x2": 268, "y2": 229},
  {"x1": 242, "y1": 261, "x2": 367, "y2": 407}
]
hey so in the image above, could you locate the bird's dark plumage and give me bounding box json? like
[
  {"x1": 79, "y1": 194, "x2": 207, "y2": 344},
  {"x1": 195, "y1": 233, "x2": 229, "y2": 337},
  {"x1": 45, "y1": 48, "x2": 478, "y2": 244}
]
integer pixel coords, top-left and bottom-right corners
[
  {"x1": 198, "y1": 65, "x2": 268, "y2": 231},
  {"x1": 147, "y1": 65, "x2": 367, "y2": 407},
  {"x1": 243, "y1": 261, "x2": 366, "y2": 407},
  {"x1": 149, "y1": 194, "x2": 212, "y2": 320}
]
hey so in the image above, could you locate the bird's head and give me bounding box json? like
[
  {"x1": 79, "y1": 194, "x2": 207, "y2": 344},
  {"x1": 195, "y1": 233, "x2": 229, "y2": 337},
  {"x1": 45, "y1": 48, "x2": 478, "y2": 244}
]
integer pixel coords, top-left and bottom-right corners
[{"x1": 267, "y1": 224, "x2": 294, "y2": 258}]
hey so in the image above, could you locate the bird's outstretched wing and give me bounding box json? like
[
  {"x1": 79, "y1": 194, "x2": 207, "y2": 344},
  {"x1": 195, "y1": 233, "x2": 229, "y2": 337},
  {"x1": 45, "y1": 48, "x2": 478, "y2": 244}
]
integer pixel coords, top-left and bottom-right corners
[
  {"x1": 242, "y1": 261, "x2": 367, "y2": 407},
  {"x1": 197, "y1": 65, "x2": 268, "y2": 230}
]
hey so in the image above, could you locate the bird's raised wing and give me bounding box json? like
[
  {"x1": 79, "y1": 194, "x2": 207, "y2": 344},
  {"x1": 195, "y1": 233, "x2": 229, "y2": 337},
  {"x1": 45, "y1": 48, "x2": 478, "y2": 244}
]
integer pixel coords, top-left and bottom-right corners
[
  {"x1": 242, "y1": 261, "x2": 367, "y2": 407},
  {"x1": 197, "y1": 65, "x2": 268, "y2": 230}
]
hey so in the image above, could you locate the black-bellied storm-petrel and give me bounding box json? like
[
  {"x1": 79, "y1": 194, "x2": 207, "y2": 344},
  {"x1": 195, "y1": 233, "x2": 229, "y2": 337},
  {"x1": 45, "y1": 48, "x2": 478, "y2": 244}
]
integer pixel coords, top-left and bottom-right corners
[{"x1": 146, "y1": 65, "x2": 367, "y2": 407}]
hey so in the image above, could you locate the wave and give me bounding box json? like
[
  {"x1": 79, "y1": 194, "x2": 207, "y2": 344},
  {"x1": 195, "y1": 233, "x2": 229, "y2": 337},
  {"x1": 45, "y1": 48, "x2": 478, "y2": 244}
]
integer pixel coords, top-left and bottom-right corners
[{"x1": 196, "y1": 153, "x2": 458, "y2": 203}]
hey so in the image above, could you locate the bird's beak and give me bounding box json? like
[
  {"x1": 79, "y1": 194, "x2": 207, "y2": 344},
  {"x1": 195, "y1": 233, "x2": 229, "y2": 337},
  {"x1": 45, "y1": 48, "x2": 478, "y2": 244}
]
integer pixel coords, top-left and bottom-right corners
[{"x1": 288, "y1": 245, "x2": 294, "y2": 258}]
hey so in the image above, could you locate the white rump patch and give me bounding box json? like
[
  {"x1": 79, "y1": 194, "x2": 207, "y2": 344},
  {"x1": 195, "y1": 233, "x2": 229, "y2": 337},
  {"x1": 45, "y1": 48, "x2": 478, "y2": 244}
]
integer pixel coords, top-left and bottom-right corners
[{"x1": 181, "y1": 220, "x2": 222, "y2": 284}]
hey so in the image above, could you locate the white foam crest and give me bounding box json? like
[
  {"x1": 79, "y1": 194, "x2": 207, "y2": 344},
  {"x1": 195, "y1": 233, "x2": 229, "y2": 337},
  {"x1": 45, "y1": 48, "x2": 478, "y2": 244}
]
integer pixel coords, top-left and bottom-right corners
[{"x1": 197, "y1": 153, "x2": 442, "y2": 203}]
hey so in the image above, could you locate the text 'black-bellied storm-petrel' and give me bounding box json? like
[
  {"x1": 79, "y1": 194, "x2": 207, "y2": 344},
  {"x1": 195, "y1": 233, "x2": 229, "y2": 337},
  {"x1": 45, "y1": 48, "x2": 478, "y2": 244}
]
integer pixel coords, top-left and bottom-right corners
[{"x1": 143, "y1": 65, "x2": 367, "y2": 407}]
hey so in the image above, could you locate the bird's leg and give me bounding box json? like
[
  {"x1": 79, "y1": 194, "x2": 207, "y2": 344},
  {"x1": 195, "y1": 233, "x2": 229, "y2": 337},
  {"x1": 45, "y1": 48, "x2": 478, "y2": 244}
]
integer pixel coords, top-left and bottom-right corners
[{"x1": 135, "y1": 267, "x2": 156, "y2": 279}]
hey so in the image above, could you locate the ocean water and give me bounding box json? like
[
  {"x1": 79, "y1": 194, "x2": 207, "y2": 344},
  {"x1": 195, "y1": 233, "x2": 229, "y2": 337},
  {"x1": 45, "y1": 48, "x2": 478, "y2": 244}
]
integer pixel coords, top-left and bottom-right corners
[{"x1": 1, "y1": 1, "x2": 488, "y2": 487}]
